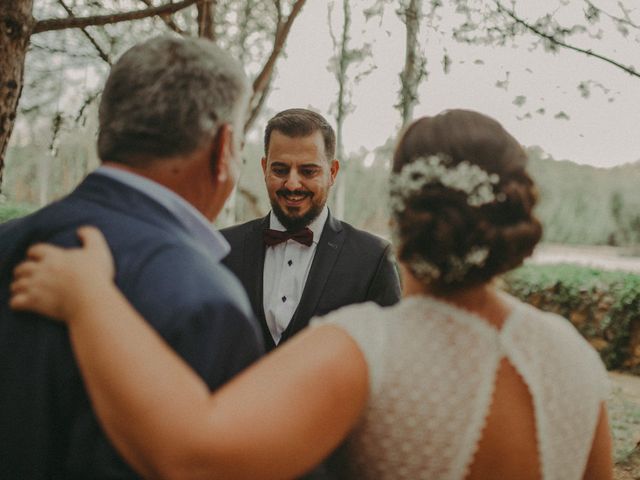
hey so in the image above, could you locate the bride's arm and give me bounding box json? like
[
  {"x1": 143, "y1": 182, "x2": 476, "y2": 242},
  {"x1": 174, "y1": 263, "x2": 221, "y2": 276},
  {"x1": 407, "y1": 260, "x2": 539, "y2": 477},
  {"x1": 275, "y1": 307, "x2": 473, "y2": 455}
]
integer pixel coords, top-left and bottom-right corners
[
  {"x1": 10, "y1": 227, "x2": 368, "y2": 480},
  {"x1": 583, "y1": 403, "x2": 613, "y2": 480}
]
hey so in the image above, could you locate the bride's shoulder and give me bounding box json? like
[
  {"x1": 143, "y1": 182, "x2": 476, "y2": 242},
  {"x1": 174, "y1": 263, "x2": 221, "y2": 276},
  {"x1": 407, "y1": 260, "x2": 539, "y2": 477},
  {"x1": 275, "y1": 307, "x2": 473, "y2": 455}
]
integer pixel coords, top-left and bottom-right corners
[
  {"x1": 503, "y1": 293, "x2": 608, "y2": 373},
  {"x1": 312, "y1": 301, "x2": 390, "y2": 330},
  {"x1": 311, "y1": 302, "x2": 398, "y2": 394},
  {"x1": 505, "y1": 293, "x2": 585, "y2": 337}
]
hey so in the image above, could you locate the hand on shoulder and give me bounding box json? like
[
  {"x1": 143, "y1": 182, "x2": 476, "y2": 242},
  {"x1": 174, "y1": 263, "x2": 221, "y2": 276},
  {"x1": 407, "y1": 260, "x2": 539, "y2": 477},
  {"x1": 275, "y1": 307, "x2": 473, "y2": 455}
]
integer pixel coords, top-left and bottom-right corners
[{"x1": 10, "y1": 226, "x2": 115, "y2": 322}]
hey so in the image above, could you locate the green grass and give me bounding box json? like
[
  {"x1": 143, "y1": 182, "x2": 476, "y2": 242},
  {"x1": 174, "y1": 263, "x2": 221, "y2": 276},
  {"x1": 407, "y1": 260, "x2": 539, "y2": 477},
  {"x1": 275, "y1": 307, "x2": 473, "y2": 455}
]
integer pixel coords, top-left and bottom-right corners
[{"x1": 609, "y1": 386, "x2": 640, "y2": 462}]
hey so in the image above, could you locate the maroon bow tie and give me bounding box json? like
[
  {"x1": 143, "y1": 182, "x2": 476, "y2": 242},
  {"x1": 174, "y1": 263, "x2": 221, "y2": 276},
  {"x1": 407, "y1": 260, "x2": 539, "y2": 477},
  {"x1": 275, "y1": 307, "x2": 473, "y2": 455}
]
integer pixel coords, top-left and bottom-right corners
[{"x1": 263, "y1": 228, "x2": 314, "y2": 247}]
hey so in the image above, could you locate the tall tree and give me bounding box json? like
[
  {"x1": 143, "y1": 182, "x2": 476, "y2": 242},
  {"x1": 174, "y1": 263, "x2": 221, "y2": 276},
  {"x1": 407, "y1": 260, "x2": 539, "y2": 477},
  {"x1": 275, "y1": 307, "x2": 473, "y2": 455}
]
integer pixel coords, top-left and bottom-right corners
[
  {"x1": 0, "y1": 1, "x2": 34, "y2": 176},
  {"x1": 0, "y1": 0, "x2": 306, "y2": 191},
  {"x1": 0, "y1": 0, "x2": 199, "y2": 186},
  {"x1": 327, "y1": 0, "x2": 375, "y2": 218},
  {"x1": 397, "y1": 0, "x2": 425, "y2": 126}
]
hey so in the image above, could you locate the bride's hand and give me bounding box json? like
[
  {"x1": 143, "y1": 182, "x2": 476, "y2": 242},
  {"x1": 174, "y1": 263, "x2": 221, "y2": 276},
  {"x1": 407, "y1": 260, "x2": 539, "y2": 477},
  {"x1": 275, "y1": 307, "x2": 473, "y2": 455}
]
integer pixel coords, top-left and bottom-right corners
[{"x1": 10, "y1": 226, "x2": 115, "y2": 323}]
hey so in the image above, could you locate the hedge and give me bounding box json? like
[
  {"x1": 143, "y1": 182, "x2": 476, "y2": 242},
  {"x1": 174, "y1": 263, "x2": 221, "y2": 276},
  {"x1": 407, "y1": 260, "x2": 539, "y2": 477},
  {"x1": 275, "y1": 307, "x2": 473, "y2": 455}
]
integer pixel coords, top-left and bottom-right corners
[{"x1": 502, "y1": 264, "x2": 640, "y2": 372}]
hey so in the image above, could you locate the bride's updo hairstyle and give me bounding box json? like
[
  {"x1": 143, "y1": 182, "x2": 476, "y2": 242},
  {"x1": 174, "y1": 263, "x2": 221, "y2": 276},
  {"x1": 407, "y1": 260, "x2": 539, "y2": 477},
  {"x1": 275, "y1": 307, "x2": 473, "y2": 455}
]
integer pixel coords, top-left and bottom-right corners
[{"x1": 391, "y1": 109, "x2": 542, "y2": 292}]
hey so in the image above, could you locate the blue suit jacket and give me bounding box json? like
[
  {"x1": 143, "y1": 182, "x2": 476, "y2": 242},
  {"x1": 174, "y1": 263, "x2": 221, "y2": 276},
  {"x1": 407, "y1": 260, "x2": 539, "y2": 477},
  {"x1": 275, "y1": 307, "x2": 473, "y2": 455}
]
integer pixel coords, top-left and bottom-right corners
[{"x1": 0, "y1": 173, "x2": 264, "y2": 479}]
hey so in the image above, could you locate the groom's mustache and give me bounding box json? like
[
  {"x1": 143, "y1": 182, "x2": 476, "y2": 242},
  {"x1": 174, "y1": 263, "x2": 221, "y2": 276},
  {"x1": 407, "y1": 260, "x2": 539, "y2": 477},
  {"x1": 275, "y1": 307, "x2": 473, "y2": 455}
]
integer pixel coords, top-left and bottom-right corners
[{"x1": 276, "y1": 189, "x2": 313, "y2": 198}]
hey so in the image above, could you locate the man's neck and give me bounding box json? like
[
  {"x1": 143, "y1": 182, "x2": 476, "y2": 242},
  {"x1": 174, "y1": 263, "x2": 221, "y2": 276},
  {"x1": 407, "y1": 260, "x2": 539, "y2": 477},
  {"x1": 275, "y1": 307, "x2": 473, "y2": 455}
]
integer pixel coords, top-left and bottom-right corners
[{"x1": 102, "y1": 157, "x2": 218, "y2": 221}]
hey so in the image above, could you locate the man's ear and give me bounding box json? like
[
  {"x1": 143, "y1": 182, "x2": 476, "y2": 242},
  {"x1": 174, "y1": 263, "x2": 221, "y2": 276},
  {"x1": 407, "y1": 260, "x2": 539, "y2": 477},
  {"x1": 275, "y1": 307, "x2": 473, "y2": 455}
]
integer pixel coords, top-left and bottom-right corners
[
  {"x1": 211, "y1": 124, "x2": 233, "y2": 183},
  {"x1": 329, "y1": 159, "x2": 340, "y2": 185},
  {"x1": 261, "y1": 156, "x2": 267, "y2": 176}
]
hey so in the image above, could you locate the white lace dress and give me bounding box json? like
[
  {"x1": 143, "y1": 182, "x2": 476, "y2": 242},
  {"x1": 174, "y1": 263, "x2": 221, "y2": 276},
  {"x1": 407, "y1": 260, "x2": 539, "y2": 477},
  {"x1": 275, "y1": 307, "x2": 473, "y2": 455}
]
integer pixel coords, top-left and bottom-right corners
[{"x1": 313, "y1": 293, "x2": 609, "y2": 480}]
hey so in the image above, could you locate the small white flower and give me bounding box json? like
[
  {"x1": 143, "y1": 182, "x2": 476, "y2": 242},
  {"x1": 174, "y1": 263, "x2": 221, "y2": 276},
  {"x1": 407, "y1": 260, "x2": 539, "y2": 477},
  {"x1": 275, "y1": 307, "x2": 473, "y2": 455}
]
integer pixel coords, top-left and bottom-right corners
[
  {"x1": 389, "y1": 154, "x2": 500, "y2": 212},
  {"x1": 465, "y1": 246, "x2": 490, "y2": 266},
  {"x1": 409, "y1": 256, "x2": 441, "y2": 282}
]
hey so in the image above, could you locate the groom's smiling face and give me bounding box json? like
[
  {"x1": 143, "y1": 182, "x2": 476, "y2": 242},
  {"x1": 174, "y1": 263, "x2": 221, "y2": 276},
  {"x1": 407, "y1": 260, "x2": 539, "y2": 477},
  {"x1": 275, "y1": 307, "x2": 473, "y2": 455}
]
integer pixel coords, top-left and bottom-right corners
[{"x1": 262, "y1": 130, "x2": 339, "y2": 231}]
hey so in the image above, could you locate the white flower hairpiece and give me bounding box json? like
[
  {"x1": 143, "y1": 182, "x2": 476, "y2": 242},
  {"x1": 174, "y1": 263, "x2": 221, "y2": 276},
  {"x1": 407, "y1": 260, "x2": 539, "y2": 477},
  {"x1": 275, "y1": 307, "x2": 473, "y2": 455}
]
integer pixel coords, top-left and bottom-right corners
[
  {"x1": 390, "y1": 154, "x2": 496, "y2": 284},
  {"x1": 408, "y1": 246, "x2": 490, "y2": 284},
  {"x1": 389, "y1": 153, "x2": 500, "y2": 211}
]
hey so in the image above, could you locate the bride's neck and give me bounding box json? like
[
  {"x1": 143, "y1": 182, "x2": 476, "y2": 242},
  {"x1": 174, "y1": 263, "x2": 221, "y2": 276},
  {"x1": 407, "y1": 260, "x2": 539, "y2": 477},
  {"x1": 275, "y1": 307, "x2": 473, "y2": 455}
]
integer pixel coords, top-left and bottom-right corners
[{"x1": 401, "y1": 265, "x2": 511, "y2": 329}]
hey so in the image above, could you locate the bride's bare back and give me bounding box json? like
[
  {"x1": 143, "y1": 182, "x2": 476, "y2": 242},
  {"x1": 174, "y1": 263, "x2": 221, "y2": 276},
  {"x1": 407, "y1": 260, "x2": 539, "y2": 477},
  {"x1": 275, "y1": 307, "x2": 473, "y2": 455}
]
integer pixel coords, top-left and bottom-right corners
[{"x1": 468, "y1": 358, "x2": 541, "y2": 479}]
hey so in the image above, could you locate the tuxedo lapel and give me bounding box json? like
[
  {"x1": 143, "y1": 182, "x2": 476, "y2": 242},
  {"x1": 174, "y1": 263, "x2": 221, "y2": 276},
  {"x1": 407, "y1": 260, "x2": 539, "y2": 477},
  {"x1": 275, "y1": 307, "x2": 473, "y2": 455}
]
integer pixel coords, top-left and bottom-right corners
[
  {"x1": 243, "y1": 216, "x2": 275, "y2": 349},
  {"x1": 281, "y1": 213, "x2": 345, "y2": 341}
]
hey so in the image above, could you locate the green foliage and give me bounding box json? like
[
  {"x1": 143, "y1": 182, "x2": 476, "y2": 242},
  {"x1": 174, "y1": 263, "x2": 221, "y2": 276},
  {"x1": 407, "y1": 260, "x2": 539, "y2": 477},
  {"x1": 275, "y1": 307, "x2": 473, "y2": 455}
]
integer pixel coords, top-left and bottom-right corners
[
  {"x1": 0, "y1": 202, "x2": 35, "y2": 223},
  {"x1": 527, "y1": 148, "x2": 640, "y2": 246},
  {"x1": 503, "y1": 264, "x2": 640, "y2": 371}
]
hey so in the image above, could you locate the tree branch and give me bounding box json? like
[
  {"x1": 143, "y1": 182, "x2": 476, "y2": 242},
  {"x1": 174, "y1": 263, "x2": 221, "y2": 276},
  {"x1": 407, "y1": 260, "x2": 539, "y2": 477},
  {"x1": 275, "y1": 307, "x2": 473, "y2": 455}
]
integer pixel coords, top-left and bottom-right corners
[
  {"x1": 138, "y1": 0, "x2": 186, "y2": 34},
  {"x1": 274, "y1": 0, "x2": 283, "y2": 28},
  {"x1": 495, "y1": 0, "x2": 639, "y2": 79},
  {"x1": 57, "y1": 0, "x2": 111, "y2": 65},
  {"x1": 249, "y1": 0, "x2": 306, "y2": 102},
  {"x1": 197, "y1": 0, "x2": 215, "y2": 40},
  {"x1": 75, "y1": 89, "x2": 101, "y2": 123},
  {"x1": 33, "y1": 0, "x2": 199, "y2": 34},
  {"x1": 244, "y1": 75, "x2": 273, "y2": 133},
  {"x1": 31, "y1": 42, "x2": 96, "y2": 59},
  {"x1": 584, "y1": 0, "x2": 640, "y2": 30}
]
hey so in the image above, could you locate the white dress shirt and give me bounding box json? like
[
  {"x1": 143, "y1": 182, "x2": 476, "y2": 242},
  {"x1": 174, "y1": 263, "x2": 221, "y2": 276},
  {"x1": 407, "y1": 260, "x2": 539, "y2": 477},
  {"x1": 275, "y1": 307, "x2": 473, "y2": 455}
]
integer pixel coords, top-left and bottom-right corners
[{"x1": 263, "y1": 206, "x2": 329, "y2": 344}]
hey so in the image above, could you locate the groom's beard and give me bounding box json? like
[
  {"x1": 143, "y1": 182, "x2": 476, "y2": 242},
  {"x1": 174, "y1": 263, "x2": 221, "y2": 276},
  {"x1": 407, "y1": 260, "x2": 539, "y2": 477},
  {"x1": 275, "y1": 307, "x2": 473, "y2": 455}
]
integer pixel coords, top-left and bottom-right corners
[{"x1": 270, "y1": 193, "x2": 325, "y2": 231}]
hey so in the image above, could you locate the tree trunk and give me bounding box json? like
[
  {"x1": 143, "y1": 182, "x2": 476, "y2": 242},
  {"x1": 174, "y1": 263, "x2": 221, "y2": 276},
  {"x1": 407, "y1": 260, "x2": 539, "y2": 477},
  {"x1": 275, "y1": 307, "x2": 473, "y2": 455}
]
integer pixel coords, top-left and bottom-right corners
[
  {"x1": 399, "y1": 0, "x2": 422, "y2": 126},
  {"x1": 332, "y1": 0, "x2": 351, "y2": 220},
  {"x1": 197, "y1": 0, "x2": 215, "y2": 40},
  {"x1": 0, "y1": 0, "x2": 33, "y2": 189}
]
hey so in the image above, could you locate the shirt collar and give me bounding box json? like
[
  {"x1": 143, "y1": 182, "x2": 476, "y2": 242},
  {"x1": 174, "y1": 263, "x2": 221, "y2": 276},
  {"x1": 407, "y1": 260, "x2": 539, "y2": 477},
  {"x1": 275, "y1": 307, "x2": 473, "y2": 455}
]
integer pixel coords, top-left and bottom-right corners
[
  {"x1": 94, "y1": 165, "x2": 230, "y2": 261},
  {"x1": 269, "y1": 206, "x2": 329, "y2": 245}
]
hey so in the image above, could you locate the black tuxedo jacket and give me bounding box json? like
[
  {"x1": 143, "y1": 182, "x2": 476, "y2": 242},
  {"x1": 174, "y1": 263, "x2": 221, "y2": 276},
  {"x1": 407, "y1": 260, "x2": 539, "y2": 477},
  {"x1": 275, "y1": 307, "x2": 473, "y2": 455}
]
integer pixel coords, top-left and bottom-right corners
[
  {"x1": 0, "y1": 173, "x2": 264, "y2": 479},
  {"x1": 221, "y1": 212, "x2": 401, "y2": 351}
]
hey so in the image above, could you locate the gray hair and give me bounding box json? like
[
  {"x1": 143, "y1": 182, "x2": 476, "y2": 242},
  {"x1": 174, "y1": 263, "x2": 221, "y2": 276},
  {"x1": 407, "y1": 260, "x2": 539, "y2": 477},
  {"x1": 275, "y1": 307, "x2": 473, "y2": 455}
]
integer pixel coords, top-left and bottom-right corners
[{"x1": 98, "y1": 35, "x2": 249, "y2": 165}]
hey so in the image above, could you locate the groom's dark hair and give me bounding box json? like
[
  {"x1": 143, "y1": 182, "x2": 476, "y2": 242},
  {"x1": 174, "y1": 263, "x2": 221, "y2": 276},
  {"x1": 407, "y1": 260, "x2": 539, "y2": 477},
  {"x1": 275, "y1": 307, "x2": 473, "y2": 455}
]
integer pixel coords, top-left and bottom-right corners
[{"x1": 264, "y1": 108, "x2": 336, "y2": 160}]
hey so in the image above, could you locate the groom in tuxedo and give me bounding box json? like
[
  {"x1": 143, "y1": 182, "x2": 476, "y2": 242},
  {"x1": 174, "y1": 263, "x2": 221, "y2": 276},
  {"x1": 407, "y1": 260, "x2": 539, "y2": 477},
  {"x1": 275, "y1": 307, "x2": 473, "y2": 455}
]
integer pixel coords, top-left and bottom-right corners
[
  {"x1": 0, "y1": 36, "x2": 263, "y2": 479},
  {"x1": 222, "y1": 109, "x2": 401, "y2": 351}
]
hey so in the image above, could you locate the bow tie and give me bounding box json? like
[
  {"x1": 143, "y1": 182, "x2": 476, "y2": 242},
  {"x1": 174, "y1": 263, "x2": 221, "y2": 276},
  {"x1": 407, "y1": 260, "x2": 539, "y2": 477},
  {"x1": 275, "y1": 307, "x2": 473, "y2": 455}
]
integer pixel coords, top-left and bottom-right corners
[{"x1": 263, "y1": 228, "x2": 314, "y2": 247}]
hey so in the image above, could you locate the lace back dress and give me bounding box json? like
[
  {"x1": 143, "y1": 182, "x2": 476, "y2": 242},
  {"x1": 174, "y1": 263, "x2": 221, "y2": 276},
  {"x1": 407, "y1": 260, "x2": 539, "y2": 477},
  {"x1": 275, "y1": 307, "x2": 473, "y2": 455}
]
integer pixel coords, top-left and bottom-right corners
[{"x1": 315, "y1": 294, "x2": 609, "y2": 480}]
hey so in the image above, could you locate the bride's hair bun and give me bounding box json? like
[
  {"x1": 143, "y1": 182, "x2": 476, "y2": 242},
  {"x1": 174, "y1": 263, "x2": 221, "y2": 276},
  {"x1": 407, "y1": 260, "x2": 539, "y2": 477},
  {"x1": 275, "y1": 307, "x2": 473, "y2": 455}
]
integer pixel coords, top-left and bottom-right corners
[{"x1": 391, "y1": 109, "x2": 542, "y2": 291}]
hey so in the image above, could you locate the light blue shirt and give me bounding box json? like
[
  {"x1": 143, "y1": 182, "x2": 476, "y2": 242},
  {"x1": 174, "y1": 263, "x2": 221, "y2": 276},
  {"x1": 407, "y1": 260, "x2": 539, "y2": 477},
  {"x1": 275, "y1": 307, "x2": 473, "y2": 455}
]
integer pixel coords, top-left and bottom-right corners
[{"x1": 94, "y1": 165, "x2": 230, "y2": 262}]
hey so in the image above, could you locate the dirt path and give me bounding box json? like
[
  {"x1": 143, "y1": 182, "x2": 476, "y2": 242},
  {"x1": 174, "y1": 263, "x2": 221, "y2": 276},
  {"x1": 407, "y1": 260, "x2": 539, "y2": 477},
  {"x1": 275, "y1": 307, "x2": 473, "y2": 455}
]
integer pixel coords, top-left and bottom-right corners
[{"x1": 609, "y1": 372, "x2": 640, "y2": 479}]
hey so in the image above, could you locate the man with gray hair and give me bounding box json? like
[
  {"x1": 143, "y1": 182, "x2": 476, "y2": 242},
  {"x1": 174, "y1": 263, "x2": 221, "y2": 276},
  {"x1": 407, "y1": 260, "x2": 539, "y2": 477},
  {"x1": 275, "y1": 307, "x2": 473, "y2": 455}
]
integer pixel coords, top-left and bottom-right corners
[{"x1": 0, "y1": 35, "x2": 264, "y2": 478}]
